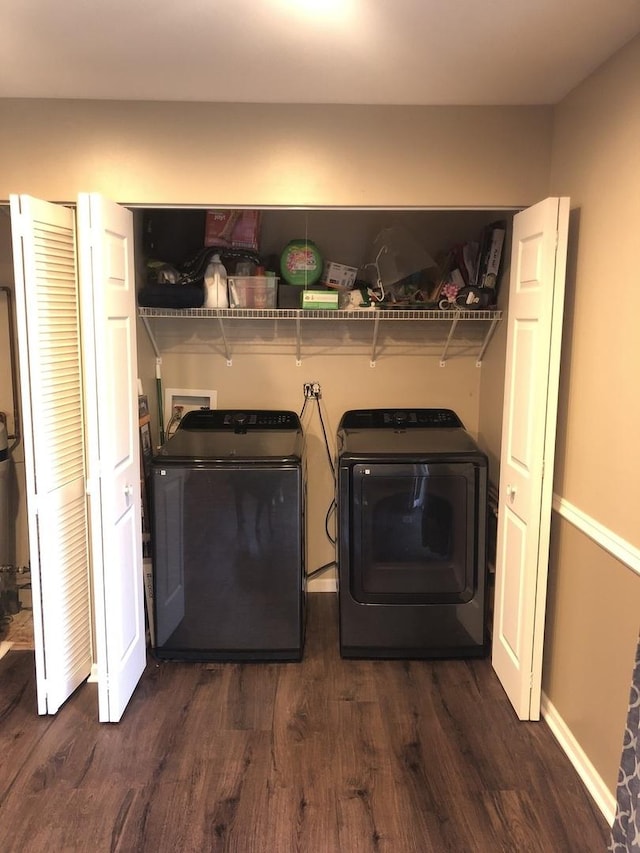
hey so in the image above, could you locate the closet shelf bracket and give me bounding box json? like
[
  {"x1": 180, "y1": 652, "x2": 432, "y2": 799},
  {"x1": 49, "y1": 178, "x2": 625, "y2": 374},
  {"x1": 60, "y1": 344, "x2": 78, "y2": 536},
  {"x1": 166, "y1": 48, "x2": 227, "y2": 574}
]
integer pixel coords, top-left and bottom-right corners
[
  {"x1": 439, "y1": 314, "x2": 461, "y2": 366},
  {"x1": 140, "y1": 314, "x2": 160, "y2": 359},
  {"x1": 475, "y1": 315, "x2": 501, "y2": 367},
  {"x1": 370, "y1": 312, "x2": 381, "y2": 367},
  {"x1": 217, "y1": 317, "x2": 232, "y2": 366}
]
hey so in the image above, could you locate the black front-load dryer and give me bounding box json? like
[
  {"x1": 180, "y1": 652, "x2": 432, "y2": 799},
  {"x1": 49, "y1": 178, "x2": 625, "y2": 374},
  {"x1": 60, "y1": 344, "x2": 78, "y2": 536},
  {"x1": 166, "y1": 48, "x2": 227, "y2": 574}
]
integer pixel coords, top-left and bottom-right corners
[
  {"x1": 151, "y1": 409, "x2": 306, "y2": 661},
  {"x1": 337, "y1": 408, "x2": 488, "y2": 659}
]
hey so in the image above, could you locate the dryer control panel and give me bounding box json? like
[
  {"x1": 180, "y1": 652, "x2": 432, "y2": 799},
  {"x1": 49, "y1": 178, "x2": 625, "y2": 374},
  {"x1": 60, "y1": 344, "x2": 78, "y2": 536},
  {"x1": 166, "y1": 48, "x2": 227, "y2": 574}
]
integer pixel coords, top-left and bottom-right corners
[{"x1": 339, "y1": 408, "x2": 463, "y2": 430}]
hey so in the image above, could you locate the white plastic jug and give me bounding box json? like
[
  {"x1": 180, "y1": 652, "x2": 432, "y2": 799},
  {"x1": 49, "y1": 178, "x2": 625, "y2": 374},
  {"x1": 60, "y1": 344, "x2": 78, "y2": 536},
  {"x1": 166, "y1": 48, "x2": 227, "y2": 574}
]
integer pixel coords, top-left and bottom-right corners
[{"x1": 203, "y1": 254, "x2": 228, "y2": 308}]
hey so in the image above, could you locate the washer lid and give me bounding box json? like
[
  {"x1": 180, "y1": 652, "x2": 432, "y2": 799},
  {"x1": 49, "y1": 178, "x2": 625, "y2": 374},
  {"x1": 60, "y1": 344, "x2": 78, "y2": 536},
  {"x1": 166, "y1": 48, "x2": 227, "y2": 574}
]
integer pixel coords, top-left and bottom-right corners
[{"x1": 155, "y1": 409, "x2": 304, "y2": 462}]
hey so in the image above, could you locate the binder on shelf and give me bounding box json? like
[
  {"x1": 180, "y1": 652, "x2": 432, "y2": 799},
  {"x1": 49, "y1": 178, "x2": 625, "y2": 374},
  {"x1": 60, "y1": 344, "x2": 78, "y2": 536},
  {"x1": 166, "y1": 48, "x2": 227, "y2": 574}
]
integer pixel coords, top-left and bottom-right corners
[{"x1": 475, "y1": 221, "x2": 506, "y2": 292}]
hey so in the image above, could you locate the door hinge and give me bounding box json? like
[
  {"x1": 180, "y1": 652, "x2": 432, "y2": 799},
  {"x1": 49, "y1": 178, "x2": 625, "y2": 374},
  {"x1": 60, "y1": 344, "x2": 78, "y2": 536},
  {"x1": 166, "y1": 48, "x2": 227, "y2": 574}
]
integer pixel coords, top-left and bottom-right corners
[
  {"x1": 86, "y1": 463, "x2": 103, "y2": 496},
  {"x1": 13, "y1": 213, "x2": 24, "y2": 237},
  {"x1": 86, "y1": 475, "x2": 103, "y2": 496},
  {"x1": 11, "y1": 207, "x2": 28, "y2": 237}
]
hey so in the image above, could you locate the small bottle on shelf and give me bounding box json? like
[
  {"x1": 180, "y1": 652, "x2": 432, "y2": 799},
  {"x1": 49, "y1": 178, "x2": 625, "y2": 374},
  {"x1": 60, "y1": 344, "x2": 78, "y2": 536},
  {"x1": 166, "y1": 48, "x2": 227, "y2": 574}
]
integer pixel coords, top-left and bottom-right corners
[{"x1": 203, "y1": 254, "x2": 228, "y2": 308}]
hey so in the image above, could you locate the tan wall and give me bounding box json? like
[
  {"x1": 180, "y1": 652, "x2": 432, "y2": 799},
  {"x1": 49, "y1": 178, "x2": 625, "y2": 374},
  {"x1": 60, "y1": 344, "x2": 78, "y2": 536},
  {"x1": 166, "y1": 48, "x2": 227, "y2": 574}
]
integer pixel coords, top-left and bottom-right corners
[
  {"x1": 0, "y1": 100, "x2": 549, "y2": 588},
  {"x1": 550, "y1": 38, "x2": 640, "y2": 541},
  {"x1": 0, "y1": 101, "x2": 552, "y2": 207},
  {"x1": 545, "y1": 517, "x2": 640, "y2": 792},
  {"x1": 0, "y1": 98, "x2": 552, "y2": 596},
  {"x1": 545, "y1": 34, "x2": 640, "y2": 797}
]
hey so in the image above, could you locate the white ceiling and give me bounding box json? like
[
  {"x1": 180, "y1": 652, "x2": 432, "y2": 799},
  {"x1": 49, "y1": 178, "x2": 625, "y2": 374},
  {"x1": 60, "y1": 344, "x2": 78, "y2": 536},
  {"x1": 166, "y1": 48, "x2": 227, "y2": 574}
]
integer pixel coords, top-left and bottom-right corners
[{"x1": 2, "y1": 0, "x2": 640, "y2": 106}]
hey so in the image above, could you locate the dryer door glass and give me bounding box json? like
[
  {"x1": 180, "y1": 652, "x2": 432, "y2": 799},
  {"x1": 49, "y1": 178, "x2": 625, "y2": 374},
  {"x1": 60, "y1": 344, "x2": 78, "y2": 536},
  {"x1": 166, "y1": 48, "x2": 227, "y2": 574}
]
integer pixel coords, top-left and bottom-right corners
[{"x1": 350, "y1": 462, "x2": 479, "y2": 604}]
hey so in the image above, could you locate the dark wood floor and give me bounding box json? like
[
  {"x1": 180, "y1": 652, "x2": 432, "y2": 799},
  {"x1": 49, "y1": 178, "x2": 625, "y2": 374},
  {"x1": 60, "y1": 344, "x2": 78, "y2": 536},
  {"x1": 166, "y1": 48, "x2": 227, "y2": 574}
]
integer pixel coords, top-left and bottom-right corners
[{"x1": 0, "y1": 594, "x2": 610, "y2": 853}]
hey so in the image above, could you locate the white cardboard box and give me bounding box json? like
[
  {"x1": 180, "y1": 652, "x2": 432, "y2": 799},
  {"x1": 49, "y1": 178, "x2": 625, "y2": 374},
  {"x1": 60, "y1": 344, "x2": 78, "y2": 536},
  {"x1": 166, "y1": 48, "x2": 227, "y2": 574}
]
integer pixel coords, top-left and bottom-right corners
[{"x1": 320, "y1": 261, "x2": 358, "y2": 290}]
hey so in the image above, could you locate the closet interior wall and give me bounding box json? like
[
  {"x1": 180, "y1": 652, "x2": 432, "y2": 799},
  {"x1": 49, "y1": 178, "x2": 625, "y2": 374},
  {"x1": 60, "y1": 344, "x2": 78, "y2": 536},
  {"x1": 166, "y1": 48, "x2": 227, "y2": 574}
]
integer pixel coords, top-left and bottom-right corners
[{"x1": 133, "y1": 207, "x2": 513, "y2": 586}]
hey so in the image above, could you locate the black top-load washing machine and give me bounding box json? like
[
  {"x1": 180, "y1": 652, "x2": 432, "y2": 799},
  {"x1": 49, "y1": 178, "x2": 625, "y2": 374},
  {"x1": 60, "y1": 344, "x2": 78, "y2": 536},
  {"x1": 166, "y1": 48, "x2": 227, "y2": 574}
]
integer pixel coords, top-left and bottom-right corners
[
  {"x1": 337, "y1": 408, "x2": 488, "y2": 659},
  {"x1": 151, "y1": 409, "x2": 306, "y2": 661}
]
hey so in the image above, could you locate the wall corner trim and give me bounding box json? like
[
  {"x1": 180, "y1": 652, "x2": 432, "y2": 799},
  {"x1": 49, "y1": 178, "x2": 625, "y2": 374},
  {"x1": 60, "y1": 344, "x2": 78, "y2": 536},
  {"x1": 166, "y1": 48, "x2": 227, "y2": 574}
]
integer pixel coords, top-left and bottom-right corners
[
  {"x1": 541, "y1": 692, "x2": 616, "y2": 825},
  {"x1": 552, "y1": 494, "x2": 640, "y2": 578}
]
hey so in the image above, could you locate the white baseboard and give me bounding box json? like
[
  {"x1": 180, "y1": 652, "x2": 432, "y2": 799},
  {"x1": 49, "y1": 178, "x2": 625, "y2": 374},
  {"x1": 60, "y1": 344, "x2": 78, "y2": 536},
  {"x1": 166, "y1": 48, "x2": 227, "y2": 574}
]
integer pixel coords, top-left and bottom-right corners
[
  {"x1": 541, "y1": 692, "x2": 616, "y2": 826},
  {"x1": 308, "y1": 577, "x2": 337, "y2": 593}
]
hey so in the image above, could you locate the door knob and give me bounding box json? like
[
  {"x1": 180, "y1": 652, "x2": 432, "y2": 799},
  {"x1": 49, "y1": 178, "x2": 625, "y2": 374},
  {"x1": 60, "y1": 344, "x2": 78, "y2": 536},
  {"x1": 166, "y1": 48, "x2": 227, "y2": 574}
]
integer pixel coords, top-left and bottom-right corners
[
  {"x1": 124, "y1": 484, "x2": 134, "y2": 498},
  {"x1": 506, "y1": 484, "x2": 517, "y2": 500}
]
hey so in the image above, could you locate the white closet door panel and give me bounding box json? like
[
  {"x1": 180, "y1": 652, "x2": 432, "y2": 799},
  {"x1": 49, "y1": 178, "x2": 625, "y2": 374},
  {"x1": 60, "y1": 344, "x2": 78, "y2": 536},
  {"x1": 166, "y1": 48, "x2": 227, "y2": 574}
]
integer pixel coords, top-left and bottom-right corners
[
  {"x1": 9, "y1": 195, "x2": 92, "y2": 715},
  {"x1": 77, "y1": 193, "x2": 145, "y2": 723},
  {"x1": 492, "y1": 197, "x2": 569, "y2": 721}
]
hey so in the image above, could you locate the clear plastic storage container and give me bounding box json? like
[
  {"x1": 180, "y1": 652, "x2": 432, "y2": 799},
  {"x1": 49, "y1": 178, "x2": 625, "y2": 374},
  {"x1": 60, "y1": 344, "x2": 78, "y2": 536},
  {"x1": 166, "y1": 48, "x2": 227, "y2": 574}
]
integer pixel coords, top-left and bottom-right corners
[{"x1": 228, "y1": 276, "x2": 278, "y2": 309}]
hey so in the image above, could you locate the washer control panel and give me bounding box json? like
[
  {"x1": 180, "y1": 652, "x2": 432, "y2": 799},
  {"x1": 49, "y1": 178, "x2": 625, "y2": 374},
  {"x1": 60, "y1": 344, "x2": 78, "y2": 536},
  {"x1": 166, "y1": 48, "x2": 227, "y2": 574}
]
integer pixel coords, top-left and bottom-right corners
[{"x1": 180, "y1": 409, "x2": 301, "y2": 431}]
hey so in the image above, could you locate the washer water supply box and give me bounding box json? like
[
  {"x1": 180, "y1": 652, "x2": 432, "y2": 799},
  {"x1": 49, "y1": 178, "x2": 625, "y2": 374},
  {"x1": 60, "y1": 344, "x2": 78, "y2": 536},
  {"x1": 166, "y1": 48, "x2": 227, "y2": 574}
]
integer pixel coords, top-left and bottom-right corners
[
  {"x1": 301, "y1": 290, "x2": 339, "y2": 310},
  {"x1": 228, "y1": 275, "x2": 277, "y2": 308}
]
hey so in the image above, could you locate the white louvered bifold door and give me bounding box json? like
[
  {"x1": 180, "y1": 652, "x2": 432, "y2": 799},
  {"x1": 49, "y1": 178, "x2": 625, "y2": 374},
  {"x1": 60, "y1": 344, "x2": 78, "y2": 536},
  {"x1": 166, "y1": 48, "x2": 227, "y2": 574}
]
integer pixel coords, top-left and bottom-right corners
[{"x1": 10, "y1": 195, "x2": 92, "y2": 715}]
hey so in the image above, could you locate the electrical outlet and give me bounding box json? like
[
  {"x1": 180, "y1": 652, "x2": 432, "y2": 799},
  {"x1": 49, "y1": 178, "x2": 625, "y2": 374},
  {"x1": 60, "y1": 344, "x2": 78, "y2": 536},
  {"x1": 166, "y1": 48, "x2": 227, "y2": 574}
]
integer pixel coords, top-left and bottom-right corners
[{"x1": 303, "y1": 382, "x2": 322, "y2": 399}]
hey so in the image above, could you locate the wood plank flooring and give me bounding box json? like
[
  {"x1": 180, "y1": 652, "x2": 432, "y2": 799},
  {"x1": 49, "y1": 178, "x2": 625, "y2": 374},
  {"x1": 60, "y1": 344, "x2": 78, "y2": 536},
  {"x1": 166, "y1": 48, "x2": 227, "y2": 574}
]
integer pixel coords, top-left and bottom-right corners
[{"x1": 0, "y1": 594, "x2": 610, "y2": 852}]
